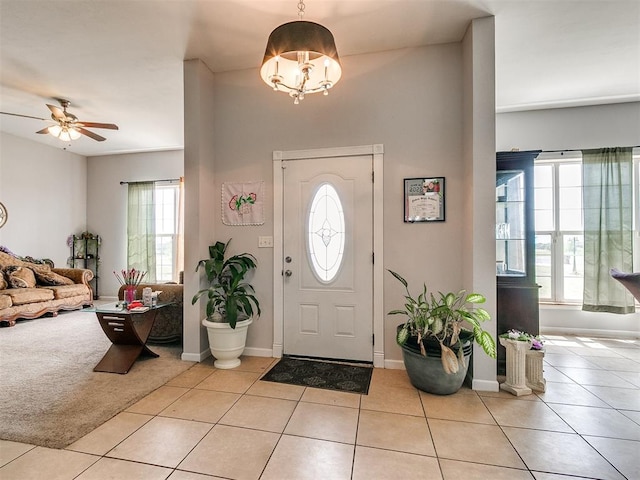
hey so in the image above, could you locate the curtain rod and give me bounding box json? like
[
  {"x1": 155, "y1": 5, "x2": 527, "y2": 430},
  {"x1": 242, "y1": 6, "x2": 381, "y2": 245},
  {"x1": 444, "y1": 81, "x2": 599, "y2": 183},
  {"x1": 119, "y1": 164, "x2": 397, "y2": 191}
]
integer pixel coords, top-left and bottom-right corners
[
  {"x1": 540, "y1": 145, "x2": 640, "y2": 154},
  {"x1": 120, "y1": 178, "x2": 180, "y2": 185}
]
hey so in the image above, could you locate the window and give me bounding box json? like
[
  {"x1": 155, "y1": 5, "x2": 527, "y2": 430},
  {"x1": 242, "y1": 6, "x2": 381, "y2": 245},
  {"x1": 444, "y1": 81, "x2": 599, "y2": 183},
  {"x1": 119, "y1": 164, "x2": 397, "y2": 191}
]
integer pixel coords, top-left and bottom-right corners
[
  {"x1": 127, "y1": 179, "x2": 183, "y2": 284},
  {"x1": 307, "y1": 183, "x2": 345, "y2": 282},
  {"x1": 155, "y1": 184, "x2": 180, "y2": 282},
  {"x1": 534, "y1": 151, "x2": 640, "y2": 304},
  {"x1": 534, "y1": 157, "x2": 584, "y2": 303}
]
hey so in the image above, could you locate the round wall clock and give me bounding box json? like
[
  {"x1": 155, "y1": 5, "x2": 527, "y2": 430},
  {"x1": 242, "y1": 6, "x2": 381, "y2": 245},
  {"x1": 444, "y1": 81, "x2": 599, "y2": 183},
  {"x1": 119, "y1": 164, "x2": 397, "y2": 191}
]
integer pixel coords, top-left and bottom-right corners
[{"x1": 0, "y1": 202, "x2": 7, "y2": 228}]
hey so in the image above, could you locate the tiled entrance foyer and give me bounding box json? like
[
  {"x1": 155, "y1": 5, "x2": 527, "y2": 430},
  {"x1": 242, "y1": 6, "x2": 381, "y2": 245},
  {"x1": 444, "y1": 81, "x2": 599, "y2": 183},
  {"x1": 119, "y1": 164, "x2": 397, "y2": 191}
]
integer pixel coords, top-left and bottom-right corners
[{"x1": 1, "y1": 335, "x2": 639, "y2": 479}]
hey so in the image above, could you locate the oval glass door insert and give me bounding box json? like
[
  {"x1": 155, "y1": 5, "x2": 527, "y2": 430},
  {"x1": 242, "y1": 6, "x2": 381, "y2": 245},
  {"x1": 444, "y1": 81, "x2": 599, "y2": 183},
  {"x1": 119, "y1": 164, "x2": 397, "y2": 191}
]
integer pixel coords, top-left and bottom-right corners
[{"x1": 307, "y1": 182, "x2": 345, "y2": 282}]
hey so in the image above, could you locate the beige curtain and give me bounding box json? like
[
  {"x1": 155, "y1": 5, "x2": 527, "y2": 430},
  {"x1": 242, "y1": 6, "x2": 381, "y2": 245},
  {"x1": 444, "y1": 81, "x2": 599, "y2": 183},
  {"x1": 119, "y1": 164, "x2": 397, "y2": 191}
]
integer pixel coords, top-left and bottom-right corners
[
  {"x1": 582, "y1": 147, "x2": 634, "y2": 314},
  {"x1": 127, "y1": 181, "x2": 157, "y2": 282},
  {"x1": 173, "y1": 177, "x2": 185, "y2": 283}
]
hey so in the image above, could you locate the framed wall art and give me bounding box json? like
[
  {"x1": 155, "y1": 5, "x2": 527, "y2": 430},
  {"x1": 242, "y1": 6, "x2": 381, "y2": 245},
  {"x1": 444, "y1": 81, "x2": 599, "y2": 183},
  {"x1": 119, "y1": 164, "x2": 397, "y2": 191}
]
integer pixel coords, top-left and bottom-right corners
[{"x1": 404, "y1": 177, "x2": 445, "y2": 222}]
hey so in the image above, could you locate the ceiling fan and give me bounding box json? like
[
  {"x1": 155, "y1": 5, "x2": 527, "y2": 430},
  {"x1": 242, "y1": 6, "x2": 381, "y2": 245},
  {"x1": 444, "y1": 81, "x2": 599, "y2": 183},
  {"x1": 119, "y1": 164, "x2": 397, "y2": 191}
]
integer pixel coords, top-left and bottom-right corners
[{"x1": 0, "y1": 99, "x2": 118, "y2": 142}]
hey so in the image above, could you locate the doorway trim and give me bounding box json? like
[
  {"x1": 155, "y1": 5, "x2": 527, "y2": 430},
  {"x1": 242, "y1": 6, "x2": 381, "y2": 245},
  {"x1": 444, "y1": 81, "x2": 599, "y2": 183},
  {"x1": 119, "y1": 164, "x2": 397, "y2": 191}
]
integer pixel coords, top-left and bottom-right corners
[{"x1": 273, "y1": 144, "x2": 385, "y2": 367}]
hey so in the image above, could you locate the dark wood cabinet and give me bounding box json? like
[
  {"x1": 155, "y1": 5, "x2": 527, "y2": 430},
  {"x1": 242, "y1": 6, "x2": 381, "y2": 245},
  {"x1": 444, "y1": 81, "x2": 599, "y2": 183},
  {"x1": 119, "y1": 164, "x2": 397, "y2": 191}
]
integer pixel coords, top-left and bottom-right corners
[
  {"x1": 496, "y1": 151, "x2": 541, "y2": 374},
  {"x1": 69, "y1": 233, "x2": 100, "y2": 299}
]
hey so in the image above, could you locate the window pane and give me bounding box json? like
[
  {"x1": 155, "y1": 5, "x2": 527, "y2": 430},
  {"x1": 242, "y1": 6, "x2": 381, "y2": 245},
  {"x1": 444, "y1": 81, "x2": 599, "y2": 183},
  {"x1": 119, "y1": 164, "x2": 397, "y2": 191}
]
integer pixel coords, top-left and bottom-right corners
[
  {"x1": 307, "y1": 183, "x2": 345, "y2": 282},
  {"x1": 156, "y1": 186, "x2": 176, "y2": 235},
  {"x1": 537, "y1": 277, "x2": 552, "y2": 300},
  {"x1": 535, "y1": 234, "x2": 552, "y2": 299},
  {"x1": 154, "y1": 184, "x2": 179, "y2": 282},
  {"x1": 559, "y1": 187, "x2": 582, "y2": 230},
  {"x1": 562, "y1": 234, "x2": 583, "y2": 301},
  {"x1": 559, "y1": 186, "x2": 582, "y2": 210},
  {"x1": 155, "y1": 235, "x2": 174, "y2": 282},
  {"x1": 559, "y1": 164, "x2": 582, "y2": 187},
  {"x1": 558, "y1": 165, "x2": 583, "y2": 231},
  {"x1": 559, "y1": 209, "x2": 583, "y2": 231},
  {"x1": 534, "y1": 165, "x2": 554, "y2": 231},
  {"x1": 534, "y1": 188, "x2": 553, "y2": 210},
  {"x1": 535, "y1": 210, "x2": 554, "y2": 231},
  {"x1": 534, "y1": 165, "x2": 553, "y2": 188}
]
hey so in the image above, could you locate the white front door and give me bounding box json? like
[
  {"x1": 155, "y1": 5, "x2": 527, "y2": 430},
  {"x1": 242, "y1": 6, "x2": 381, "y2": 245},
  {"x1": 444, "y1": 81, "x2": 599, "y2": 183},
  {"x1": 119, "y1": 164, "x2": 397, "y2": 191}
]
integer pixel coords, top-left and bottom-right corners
[{"x1": 282, "y1": 154, "x2": 373, "y2": 362}]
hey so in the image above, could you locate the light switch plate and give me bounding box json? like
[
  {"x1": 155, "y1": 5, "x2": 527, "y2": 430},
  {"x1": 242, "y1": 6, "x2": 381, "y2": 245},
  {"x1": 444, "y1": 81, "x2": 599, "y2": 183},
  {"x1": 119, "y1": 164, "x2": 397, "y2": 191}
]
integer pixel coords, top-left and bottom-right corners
[{"x1": 258, "y1": 236, "x2": 273, "y2": 248}]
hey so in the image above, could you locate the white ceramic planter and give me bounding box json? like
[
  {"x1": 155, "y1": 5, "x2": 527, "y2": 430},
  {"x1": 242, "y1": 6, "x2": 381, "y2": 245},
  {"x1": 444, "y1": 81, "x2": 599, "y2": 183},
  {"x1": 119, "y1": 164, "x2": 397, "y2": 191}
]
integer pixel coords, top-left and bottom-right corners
[{"x1": 202, "y1": 317, "x2": 253, "y2": 369}]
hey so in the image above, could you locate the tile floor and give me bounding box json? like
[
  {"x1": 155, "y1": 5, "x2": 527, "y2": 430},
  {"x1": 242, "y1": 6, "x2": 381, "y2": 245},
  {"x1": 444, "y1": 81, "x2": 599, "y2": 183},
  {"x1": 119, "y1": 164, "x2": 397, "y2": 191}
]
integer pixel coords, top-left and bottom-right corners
[{"x1": 1, "y1": 334, "x2": 639, "y2": 479}]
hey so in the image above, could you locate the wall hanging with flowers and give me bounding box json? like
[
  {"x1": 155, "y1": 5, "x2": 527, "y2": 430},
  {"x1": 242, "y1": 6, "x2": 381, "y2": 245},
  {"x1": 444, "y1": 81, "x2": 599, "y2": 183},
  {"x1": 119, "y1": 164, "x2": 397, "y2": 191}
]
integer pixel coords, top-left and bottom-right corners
[{"x1": 222, "y1": 181, "x2": 264, "y2": 226}]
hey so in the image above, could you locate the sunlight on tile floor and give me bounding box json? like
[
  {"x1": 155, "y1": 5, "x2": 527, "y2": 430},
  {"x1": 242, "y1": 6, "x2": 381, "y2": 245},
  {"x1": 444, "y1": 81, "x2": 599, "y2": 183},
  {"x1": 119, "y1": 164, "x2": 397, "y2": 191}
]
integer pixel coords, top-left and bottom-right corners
[{"x1": 1, "y1": 335, "x2": 638, "y2": 479}]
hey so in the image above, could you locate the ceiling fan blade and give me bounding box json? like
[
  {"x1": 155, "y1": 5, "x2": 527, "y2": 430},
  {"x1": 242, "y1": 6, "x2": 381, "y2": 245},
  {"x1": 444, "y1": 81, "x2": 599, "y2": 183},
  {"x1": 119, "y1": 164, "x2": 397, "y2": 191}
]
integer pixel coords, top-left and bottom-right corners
[
  {"x1": 35, "y1": 127, "x2": 50, "y2": 134},
  {"x1": 77, "y1": 127, "x2": 106, "y2": 142},
  {"x1": 47, "y1": 104, "x2": 66, "y2": 120},
  {"x1": 77, "y1": 121, "x2": 119, "y2": 130},
  {"x1": 0, "y1": 111, "x2": 47, "y2": 121}
]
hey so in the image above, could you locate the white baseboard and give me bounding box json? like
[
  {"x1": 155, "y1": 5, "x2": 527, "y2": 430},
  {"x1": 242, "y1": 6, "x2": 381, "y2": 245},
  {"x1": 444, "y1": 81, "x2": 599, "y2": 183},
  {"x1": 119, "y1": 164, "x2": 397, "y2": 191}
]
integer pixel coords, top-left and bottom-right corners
[
  {"x1": 373, "y1": 352, "x2": 385, "y2": 368},
  {"x1": 541, "y1": 327, "x2": 640, "y2": 339},
  {"x1": 181, "y1": 349, "x2": 210, "y2": 362},
  {"x1": 383, "y1": 359, "x2": 405, "y2": 370},
  {"x1": 272, "y1": 343, "x2": 283, "y2": 358},
  {"x1": 243, "y1": 347, "x2": 274, "y2": 358},
  {"x1": 472, "y1": 378, "x2": 500, "y2": 392}
]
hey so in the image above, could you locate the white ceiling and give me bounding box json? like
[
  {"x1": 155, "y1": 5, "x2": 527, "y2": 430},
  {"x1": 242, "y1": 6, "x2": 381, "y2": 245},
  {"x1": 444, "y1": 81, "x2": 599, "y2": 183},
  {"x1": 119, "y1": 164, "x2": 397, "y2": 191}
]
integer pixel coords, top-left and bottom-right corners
[{"x1": 1, "y1": 0, "x2": 638, "y2": 157}]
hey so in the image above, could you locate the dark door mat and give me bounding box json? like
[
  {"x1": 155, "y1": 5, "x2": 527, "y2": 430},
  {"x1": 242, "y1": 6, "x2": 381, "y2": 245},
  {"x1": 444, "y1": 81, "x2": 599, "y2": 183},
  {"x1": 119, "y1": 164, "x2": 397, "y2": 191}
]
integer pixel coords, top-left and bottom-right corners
[{"x1": 261, "y1": 356, "x2": 373, "y2": 394}]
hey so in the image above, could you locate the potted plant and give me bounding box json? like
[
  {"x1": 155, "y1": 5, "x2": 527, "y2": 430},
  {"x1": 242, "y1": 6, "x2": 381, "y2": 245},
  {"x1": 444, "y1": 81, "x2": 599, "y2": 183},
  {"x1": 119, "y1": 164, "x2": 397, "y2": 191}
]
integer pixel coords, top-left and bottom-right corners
[
  {"x1": 388, "y1": 269, "x2": 496, "y2": 394},
  {"x1": 192, "y1": 239, "x2": 261, "y2": 368}
]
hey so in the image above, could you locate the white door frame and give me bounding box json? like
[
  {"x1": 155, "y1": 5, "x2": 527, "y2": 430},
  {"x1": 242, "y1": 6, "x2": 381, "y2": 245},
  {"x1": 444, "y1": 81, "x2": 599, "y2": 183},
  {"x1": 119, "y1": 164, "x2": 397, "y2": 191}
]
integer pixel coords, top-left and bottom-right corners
[{"x1": 273, "y1": 144, "x2": 385, "y2": 367}]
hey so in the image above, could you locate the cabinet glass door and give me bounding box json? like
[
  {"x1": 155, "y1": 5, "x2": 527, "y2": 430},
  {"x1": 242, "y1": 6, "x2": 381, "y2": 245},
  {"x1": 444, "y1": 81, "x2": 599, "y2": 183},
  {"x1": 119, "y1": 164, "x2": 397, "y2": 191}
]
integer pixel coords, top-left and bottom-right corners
[{"x1": 496, "y1": 169, "x2": 526, "y2": 277}]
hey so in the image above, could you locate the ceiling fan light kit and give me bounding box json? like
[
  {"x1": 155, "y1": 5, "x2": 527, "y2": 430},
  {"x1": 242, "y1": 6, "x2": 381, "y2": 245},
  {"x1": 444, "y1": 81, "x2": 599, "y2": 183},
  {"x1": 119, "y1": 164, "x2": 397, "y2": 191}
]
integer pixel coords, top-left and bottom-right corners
[
  {"x1": 260, "y1": 0, "x2": 341, "y2": 104},
  {"x1": 46, "y1": 124, "x2": 81, "y2": 141},
  {"x1": 1, "y1": 99, "x2": 118, "y2": 143}
]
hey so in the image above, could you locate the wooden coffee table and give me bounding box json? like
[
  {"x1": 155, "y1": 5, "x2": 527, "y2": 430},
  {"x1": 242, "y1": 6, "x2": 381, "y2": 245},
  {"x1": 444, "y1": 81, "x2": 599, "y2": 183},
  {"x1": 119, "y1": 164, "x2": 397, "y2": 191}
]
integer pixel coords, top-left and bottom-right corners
[{"x1": 90, "y1": 302, "x2": 172, "y2": 374}]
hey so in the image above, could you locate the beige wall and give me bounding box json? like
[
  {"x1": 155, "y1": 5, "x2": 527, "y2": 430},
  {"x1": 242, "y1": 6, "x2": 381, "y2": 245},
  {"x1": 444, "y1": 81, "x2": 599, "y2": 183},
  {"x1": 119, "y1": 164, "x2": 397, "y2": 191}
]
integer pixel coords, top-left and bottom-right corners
[
  {"x1": 0, "y1": 132, "x2": 86, "y2": 266},
  {"x1": 87, "y1": 150, "x2": 183, "y2": 297},
  {"x1": 185, "y1": 29, "x2": 497, "y2": 385},
  {"x1": 183, "y1": 59, "x2": 217, "y2": 360},
  {"x1": 497, "y1": 102, "x2": 640, "y2": 151},
  {"x1": 461, "y1": 17, "x2": 497, "y2": 389}
]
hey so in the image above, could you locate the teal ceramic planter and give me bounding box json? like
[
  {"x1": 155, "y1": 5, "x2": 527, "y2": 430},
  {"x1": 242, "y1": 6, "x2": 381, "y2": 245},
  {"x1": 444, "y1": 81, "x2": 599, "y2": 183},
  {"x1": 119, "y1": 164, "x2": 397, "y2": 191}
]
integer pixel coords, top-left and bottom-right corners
[{"x1": 401, "y1": 341, "x2": 472, "y2": 395}]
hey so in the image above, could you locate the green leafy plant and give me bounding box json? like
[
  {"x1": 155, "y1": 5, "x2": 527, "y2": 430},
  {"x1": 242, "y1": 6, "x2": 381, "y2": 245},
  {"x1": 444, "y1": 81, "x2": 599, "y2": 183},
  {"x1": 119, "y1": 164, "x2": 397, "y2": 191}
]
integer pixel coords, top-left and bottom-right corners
[
  {"x1": 388, "y1": 269, "x2": 496, "y2": 374},
  {"x1": 192, "y1": 239, "x2": 261, "y2": 329}
]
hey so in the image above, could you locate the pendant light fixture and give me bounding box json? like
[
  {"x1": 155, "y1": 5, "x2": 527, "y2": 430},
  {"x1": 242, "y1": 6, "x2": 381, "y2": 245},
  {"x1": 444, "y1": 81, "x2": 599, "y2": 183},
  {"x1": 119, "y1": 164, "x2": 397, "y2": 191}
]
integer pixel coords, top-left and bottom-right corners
[{"x1": 260, "y1": 0, "x2": 341, "y2": 104}]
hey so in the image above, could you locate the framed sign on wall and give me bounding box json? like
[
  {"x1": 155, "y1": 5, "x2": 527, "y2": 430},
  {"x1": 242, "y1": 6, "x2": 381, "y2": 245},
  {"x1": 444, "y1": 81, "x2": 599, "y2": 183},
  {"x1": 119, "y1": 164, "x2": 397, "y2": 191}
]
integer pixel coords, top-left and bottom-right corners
[{"x1": 403, "y1": 177, "x2": 445, "y2": 222}]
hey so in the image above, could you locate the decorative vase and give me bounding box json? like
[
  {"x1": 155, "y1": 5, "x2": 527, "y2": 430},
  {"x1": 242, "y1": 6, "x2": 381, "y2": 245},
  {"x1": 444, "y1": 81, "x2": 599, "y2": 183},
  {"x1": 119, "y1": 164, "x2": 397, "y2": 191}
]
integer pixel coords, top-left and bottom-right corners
[
  {"x1": 124, "y1": 286, "x2": 136, "y2": 305},
  {"x1": 499, "y1": 337, "x2": 532, "y2": 396},
  {"x1": 202, "y1": 317, "x2": 252, "y2": 369}
]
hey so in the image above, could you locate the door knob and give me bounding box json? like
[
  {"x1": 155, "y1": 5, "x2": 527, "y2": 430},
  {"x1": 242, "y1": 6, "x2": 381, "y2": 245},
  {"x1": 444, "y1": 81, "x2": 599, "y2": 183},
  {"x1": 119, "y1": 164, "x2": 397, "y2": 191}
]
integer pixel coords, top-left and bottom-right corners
[
  {"x1": 285, "y1": 256, "x2": 292, "y2": 263},
  {"x1": 284, "y1": 269, "x2": 292, "y2": 277}
]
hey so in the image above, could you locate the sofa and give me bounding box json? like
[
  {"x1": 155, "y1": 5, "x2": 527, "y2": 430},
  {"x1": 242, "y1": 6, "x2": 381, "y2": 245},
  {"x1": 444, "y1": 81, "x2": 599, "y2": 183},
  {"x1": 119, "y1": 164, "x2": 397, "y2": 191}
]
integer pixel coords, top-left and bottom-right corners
[
  {"x1": 117, "y1": 283, "x2": 183, "y2": 343},
  {"x1": 0, "y1": 250, "x2": 94, "y2": 327}
]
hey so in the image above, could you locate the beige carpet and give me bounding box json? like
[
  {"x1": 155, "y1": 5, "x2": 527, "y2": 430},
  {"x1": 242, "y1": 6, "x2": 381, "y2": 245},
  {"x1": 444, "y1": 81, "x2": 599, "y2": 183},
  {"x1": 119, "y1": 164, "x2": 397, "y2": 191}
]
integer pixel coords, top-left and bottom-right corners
[{"x1": 0, "y1": 307, "x2": 194, "y2": 449}]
